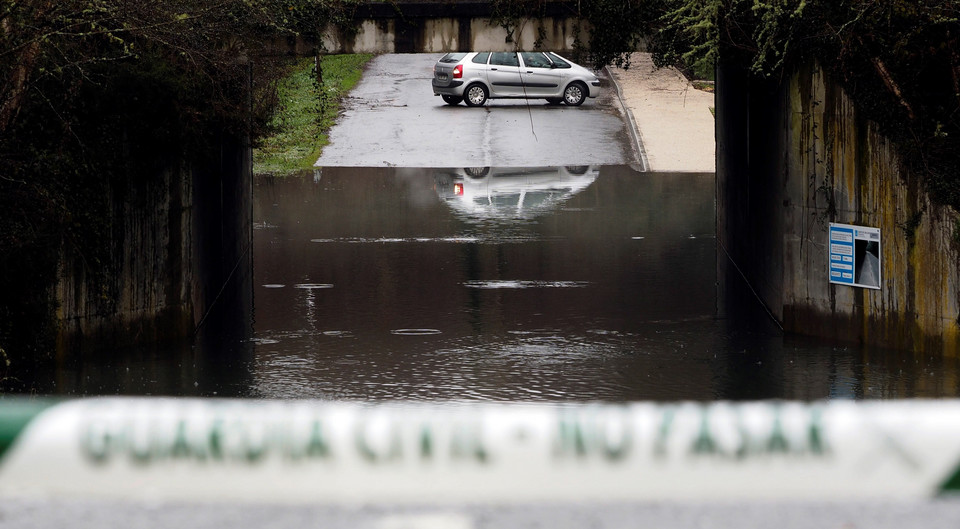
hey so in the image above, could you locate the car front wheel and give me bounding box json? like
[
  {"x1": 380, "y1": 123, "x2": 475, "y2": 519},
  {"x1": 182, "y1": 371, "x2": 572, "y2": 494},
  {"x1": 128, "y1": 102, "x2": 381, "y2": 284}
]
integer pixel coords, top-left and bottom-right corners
[
  {"x1": 464, "y1": 83, "x2": 488, "y2": 107},
  {"x1": 442, "y1": 95, "x2": 463, "y2": 106},
  {"x1": 563, "y1": 82, "x2": 587, "y2": 106}
]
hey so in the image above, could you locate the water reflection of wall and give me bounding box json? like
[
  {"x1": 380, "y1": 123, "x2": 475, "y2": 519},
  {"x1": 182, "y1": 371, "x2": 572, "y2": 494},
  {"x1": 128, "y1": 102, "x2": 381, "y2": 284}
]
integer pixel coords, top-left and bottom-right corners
[{"x1": 718, "y1": 244, "x2": 960, "y2": 400}]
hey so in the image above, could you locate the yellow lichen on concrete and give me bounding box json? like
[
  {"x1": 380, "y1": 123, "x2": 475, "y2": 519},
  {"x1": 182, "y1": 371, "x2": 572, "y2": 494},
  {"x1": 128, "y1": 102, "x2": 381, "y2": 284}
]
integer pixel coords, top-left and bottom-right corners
[{"x1": 781, "y1": 62, "x2": 960, "y2": 356}]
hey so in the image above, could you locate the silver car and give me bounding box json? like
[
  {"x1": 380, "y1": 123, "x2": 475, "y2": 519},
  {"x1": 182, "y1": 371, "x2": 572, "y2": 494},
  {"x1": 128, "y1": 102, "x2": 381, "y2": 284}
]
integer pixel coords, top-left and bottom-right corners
[{"x1": 432, "y1": 51, "x2": 601, "y2": 107}]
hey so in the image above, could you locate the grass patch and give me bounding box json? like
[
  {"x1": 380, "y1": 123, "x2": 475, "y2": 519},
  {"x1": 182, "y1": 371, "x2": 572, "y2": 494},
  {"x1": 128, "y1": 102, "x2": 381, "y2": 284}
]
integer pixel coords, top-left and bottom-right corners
[{"x1": 254, "y1": 53, "x2": 373, "y2": 175}]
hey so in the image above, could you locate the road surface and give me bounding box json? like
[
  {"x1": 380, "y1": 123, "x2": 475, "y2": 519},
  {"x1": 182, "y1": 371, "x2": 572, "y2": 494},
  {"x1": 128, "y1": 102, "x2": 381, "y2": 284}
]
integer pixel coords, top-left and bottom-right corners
[{"x1": 315, "y1": 53, "x2": 637, "y2": 168}]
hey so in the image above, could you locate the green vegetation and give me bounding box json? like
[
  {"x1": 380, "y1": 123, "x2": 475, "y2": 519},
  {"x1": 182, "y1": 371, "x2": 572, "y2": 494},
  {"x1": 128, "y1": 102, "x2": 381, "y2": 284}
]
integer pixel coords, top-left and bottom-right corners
[
  {"x1": 490, "y1": 0, "x2": 658, "y2": 69},
  {"x1": 0, "y1": 0, "x2": 368, "y2": 359},
  {"x1": 491, "y1": 1, "x2": 959, "y2": 209},
  {"x1": 3, "y1": 0, "x2": 958, "y2": 358},
  {"x1": 647, "y1": 0, "x2": 960, "y2": 210},
  {"x1": 0, "y1": 0, "x2": 368, "y2": 260},
  {"x1": 692, "y1": 81, "x2": 715, "y2": 93},
  {"x1": 254, "y1": 54, "x2": 372, "y2": 175}
]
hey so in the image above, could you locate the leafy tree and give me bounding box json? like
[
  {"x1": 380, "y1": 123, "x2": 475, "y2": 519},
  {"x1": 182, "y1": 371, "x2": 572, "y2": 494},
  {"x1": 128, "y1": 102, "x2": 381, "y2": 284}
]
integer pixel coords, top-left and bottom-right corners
[
  {"x1": 577, "y1": 0, "x2": 661, "y2": 69},
  {"x1": 486, "y1": 0, "x2": 656, "y2": 69},
  {"x1": 648, "y1": 0, "x2": 960, "y2": 209}
]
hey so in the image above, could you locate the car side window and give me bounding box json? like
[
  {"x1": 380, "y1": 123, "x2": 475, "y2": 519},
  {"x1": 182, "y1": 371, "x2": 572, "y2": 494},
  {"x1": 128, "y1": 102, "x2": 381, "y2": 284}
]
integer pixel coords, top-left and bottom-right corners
[
  {"x1": 520, "y1": 52, "x2": 552, "y2": 69},
  {"x1": 490, "y1": 52, "x2": 519, "y2": 67},
  {"x1": 472, "y1": 52, "x2": 490, "y2": 64}
]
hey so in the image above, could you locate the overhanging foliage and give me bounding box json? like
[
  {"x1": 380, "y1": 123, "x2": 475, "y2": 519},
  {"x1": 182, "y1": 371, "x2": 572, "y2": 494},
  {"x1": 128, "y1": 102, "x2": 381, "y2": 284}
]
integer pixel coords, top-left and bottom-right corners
[
  {"x1": 648, "y1": 0, "x2": 960, "y2": 209},
  {"x1": 0, "y1": 0, "x2": 368, "y2": 357}
]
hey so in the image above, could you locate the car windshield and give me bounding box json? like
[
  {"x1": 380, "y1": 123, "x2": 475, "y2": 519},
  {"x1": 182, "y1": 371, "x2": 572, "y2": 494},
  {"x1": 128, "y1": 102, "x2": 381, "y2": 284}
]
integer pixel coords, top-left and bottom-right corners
[
  {"x1": 547, "y1": 53, "x2": 572, "y2": 68},
  {"x1": 439, "y1": 53, "x2": 467, "y2": 63}
]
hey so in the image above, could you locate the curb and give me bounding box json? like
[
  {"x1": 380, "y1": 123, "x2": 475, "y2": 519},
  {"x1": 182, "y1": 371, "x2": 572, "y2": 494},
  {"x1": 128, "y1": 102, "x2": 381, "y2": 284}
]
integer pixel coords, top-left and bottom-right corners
[{"x1": 604, "y1": 66, "x2": 649, "y2": 172}]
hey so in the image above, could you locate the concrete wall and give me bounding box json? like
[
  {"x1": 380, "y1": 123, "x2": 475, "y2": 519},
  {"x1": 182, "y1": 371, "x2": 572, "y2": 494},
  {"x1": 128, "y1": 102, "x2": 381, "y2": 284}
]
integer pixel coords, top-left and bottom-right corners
[
  {"x1": 262, "y1": 0, "x2": 589, "y2": 54},
  {"x1": 323, "y1": 16, "x2": 584, "y2": 53},
  {"x1": 273, "y1": 17, "x2": 588, "y2": 55},
  {"x1": 718, "y1": 59, "x2": 960, "y2": 355},
  {"x1": 55, "y1": 134, "x2": 253, "y2": 353}
]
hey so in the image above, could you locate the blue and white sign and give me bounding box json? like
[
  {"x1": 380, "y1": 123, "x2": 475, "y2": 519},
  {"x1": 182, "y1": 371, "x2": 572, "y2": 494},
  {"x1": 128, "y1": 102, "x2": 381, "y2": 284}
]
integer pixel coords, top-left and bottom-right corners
[{"x1": 829, "y1": 223, "x2": 881, "y2": 290}]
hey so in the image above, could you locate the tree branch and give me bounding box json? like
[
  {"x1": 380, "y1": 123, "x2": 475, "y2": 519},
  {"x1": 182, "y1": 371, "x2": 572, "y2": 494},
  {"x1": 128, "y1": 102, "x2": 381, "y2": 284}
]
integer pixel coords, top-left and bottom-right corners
[{"x1": 870, "y1": 55, "x2": 915, "y2": 121}]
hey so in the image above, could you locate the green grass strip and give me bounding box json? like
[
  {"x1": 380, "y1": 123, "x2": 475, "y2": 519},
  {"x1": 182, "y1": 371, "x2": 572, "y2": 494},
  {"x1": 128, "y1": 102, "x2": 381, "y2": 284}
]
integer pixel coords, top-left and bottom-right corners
[{"x1": 254, "y1": 53, "x2": 373, "y2": 175}]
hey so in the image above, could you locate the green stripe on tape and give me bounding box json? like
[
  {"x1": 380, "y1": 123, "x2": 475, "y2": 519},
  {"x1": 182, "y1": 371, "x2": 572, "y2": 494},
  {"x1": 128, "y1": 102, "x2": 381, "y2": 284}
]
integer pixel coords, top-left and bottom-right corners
[
  {"x1": 0, "y1": 399, "x2": 57, "y2": 459},
  {"x1": 940, "y1": 464, "x2": 960, "y2": 494}
]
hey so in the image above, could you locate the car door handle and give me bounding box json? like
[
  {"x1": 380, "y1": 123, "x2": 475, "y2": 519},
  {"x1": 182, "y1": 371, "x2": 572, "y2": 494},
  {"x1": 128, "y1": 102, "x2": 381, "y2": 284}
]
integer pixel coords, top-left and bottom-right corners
[
  {"x1": 526, "y1": 71, "x2": 533, "y2": 73},
  {"x1": 490, "y1": 68, "x2": 498, "y2": 71}
]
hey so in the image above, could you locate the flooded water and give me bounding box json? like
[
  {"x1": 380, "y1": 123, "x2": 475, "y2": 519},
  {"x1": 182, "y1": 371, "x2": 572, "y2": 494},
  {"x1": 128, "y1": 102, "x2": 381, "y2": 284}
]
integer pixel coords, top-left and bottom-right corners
[
  {"x1": 9, "y1": 166, "x2": 960, "y2": 401},
  {"x1": 243, "y1": 165, "x2": 960, "y2": 401}
]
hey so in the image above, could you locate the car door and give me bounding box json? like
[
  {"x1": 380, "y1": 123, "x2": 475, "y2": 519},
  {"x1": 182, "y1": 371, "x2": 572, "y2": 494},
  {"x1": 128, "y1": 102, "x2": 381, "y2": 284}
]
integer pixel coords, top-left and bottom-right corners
[
  {"x1": 485, "y1": 52, "x2": 523, "y2": 97},
  {"x1": 519, "y1": 52, "x2": 563, "y2": 97}
]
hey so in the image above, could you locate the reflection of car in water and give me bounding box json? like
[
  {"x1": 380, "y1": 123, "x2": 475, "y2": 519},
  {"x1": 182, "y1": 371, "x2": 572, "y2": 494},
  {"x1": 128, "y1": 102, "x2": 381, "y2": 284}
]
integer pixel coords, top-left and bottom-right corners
[{"x1": 435, "y1": 166, "x2": 599, "y2": 221}]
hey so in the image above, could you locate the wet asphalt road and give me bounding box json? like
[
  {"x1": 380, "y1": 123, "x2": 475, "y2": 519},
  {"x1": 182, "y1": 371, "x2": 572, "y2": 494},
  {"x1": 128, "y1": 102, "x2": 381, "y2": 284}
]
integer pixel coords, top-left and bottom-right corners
[{"x1": 314, "y1": 54, "x2": 637, "y2": 168}]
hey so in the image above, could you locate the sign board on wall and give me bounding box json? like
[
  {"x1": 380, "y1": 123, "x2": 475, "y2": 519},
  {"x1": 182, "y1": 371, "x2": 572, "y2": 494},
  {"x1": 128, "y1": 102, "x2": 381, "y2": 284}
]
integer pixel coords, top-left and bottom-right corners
[{"x1": 829, "y1": 223, "x2": 881, "y2": 289}]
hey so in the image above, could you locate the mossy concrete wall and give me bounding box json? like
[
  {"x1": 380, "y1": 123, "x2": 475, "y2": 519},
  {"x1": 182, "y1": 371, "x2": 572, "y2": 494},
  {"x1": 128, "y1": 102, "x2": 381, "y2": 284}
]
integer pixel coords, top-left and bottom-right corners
[
  {"x1": 317, "y1": 17, "x2": 585, "y2": 54},
  {"x1": 268, "y1": 1, "x2": 595, "y2": 55},
  {"x1": 718, "y1": 60, "x2": 960, "y2": 355},
  {"x1": 55, "y1": 134, "x2": 253, "y2": 353}
]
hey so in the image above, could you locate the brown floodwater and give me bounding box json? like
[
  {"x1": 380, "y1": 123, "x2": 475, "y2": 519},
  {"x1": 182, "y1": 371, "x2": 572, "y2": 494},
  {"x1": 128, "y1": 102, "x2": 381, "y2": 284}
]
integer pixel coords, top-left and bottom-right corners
[
  {"x1": 13, "y1": 165, "x2": 960, "y2": 401},
  {"x1": 243, "y1": 166, "x2": 960, "y2": 401}
]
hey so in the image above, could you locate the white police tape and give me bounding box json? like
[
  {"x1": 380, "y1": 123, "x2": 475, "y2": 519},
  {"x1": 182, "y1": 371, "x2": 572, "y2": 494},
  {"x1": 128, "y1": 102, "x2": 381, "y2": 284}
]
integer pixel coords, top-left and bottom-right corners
[{"x1": 1, "y1": 398, "x2": 959, "y2": 503}]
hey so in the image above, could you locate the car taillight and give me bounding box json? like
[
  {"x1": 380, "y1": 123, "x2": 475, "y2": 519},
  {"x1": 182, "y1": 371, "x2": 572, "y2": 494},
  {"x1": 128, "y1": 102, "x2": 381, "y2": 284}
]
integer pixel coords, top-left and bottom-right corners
[
  {"x1": 453, "y1": 65, "x2": 462, "y2": 79},
  {"x1": 454, "y1": 183, "x2": 464, "y2": 196}
]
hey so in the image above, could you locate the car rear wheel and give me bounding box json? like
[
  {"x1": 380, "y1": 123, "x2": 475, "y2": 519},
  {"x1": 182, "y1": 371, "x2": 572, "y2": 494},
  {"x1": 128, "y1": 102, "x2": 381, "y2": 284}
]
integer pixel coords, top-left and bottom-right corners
[
  {"x1": 563, "y1": 82, "x2": 587, "y2": 106},
  {"x1": 464, "y1": 83, "x2": 488, "y2": 107},
  {"x1": 442, "y1": 95, "x2": 463, "y2": 106}
]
